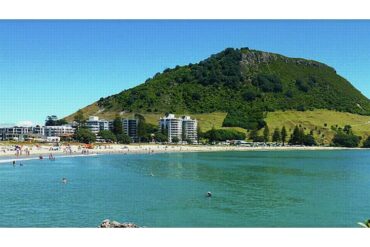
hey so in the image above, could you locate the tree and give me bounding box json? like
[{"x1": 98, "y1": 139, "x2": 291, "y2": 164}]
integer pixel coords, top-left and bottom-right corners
[
  {"x1": 45, "y1": 116, "x2": 68, "y2": 126},
  {"x1": 135, "y1": 114, "x2": 147, "y2": 142},
  {"x1": 332, "y1": 132, "x2": 360, "y2": 147},
  {"x1": 74, "y1": 110, "x2": 86, "y2": 127},
  {"x1": 303, "y1": 134, "x2": 316, "y2": 146},
  {"x1": 343, "y1": 125, "x2": 352, "y2": 135},
  {"x1": 204, "y1": 128, "x2": 246, "y2": 143},
  {"x1": 45, "y1": 115, "x2": 58, "y2": 126},
  {"x1": 155, "y1": 132, "x2": 168, "y2": 143},
  {"x1": 289, "y1": 126, "x2": 302, "y2": 145},
  {"x1": 263, "y1": 125, "x2": 270, "y2": 142},
  {"x1": 272, "y1": 128, "x2": 281, "y2": 143},
  {"x1": 98, "y1": 130, "x2": 117, "y2": 143},
  {"x1": 55, "y1": 119, "x2": 68, "y2": 126},
  {"x1": 116, "y1": 133, "x2": 131, "y2": 144},
  {"x1": 281, "y1": 126, "x2": 287, "y2": 146},
  {"x1": 363, "y1": 136, "x2": 370, "y2": 148},
  {"x1": 74, "y1": 128, "x2": 96, "y2": 144},
  {"x1": 112, "y1": 116, "x2": 123, "y2": 135},
  {"x1": 172, "y1": 137, "x2": 180, "y2": 143},
  {"x1": 196, "y1": 125, "x2": 201, "y2": 143}
]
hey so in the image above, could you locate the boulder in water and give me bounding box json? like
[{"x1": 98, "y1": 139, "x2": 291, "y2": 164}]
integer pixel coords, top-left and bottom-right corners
[{"x1": 100, "y1": 219, "x2": 138, "y2": 228}]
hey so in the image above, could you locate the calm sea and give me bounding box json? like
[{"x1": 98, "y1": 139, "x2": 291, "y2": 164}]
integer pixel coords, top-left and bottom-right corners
[{"x1": 0, "y1": 150, "x2": 369, "y2": 227}]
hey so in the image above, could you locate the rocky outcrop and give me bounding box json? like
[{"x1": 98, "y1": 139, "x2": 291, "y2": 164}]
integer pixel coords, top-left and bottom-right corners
[{"x1": 100, "y1": 219, "x2": 139, "y2": 228}]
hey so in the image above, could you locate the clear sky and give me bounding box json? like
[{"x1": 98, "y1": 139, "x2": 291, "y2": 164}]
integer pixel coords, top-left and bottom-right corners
[{"x1": 1, "y1": 20, "x2": 370, "y2": 126}]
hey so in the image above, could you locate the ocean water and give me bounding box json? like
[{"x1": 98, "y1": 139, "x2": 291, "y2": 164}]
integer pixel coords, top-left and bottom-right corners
[{"x1": 0, "y1": 150, "x2": 369, "y2": 227}]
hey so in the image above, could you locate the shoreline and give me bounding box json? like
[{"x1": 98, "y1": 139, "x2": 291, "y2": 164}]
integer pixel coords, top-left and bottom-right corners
[{"x1": 0, "y1": 144, "x2": 368, "y2": 164}]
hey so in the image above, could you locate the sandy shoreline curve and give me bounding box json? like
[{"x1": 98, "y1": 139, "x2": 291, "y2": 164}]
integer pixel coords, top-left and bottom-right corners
[{"x1": 0, "y1": 143, "x2": 367, "y2": 164}]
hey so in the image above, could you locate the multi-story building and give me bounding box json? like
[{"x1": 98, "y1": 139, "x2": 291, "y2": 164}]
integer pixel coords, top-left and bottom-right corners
[
  {"x1": 43, "y1": 125, "x2": 75, "y2": 137},
  {"x1": 86, "y1": 116, "x2": 110, "y2": 134},
  {"x1": 181, "y1": 116, "x2": 198, "y2": 143},
  {"x1": 0, "y1": 124, "x2": 74, "y2": 141},
  {"x1": 0, "y1": 126, "x2": 32, "y2": 141},
  {"x1": 159, "y1": 114, "x2": 198, "y2": 143},
  {"x1": 122, "y1": 119, "x2": 139, "y2": 142}
]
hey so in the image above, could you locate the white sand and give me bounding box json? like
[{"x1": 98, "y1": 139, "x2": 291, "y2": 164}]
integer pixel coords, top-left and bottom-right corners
[{"x1": 0, "y1": 143, "x2": 362, "y2": 164}]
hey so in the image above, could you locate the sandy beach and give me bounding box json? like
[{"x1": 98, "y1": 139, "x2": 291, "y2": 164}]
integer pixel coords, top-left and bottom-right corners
[{"x1": 0, "y1": 143, "x2": 364, "y2": 164}]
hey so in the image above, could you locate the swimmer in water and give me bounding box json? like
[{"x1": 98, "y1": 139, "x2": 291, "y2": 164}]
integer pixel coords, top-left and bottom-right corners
[
  {"x1": 206, "y1": 192, "x2": 212, "y2": 198},
  {"x1": 62, "y1": 178, "x2": 67, "y2": 184},
  {"x1": 12, "y1": 160, "x2": 15, "y2": 167}
]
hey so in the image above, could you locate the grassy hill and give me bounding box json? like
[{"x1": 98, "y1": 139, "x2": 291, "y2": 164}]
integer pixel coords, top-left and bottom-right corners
[
  {"x1": 265, "y1": 109, "x2": 370, "y2": 145},
  {"x1": 64, "y1": 47, "x2": 370, "y2": 143}
]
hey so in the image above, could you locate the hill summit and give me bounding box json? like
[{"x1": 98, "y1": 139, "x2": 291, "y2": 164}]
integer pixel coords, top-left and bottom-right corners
[{"x1": 66, "y1": 48, "x2": 370, "y2": 130}]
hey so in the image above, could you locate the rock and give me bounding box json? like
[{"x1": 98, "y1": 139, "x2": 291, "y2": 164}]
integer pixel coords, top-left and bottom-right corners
[{"x1": 99, "y1": 219, "x2": 139, "y2": 228}]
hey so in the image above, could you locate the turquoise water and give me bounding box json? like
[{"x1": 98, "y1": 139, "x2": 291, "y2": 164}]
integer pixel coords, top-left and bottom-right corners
[{"x1": 0, "y1": 150, "x2": 369, "y2": 227}]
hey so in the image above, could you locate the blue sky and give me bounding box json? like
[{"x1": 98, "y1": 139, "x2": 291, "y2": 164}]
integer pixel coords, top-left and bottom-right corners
[{"x1": 1, "y1": 20, "x2": 370, "y2": 126}]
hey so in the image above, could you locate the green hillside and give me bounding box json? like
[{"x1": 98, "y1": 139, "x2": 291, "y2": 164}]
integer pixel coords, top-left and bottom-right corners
[{"x1": 65, "y1": 47, "x2": 370, "y2": 139}]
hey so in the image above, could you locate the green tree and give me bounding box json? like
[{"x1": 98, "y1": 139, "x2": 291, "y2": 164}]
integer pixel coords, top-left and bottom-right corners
[
  {"x1": 196, "y1": 125, "x2": 201, "y2": 143},
  {"x1": 289, "y1": 126, "x2": 301, "y2": 145},
  {"x1": 343, "y1": 125, "x2": 352, "y2": 135},
  {"x1": 45, "y1": 115, "x2": 58, "y2": 126},
  {"x1": 281, "y1": 126, "x2": 287, "y2": 146},
  {"x1": 263, "y1": 125, "x2": 270, "y2": 142},
  {"x1": 155, "y1": 132, "x2": 168, "y2": 143},
  {"x1": 363, "y1": 136, "x2": 370, "y2": 148},
  {"x1": 112, "y1": 116, "x2": 123, "y2": 135},
  {"x1": 172, "y1": 137, "x2": 180, "y2": 143},
  {"x1": 332, "y1": 132, "x2": 360, "y2": 147},
  {"x1": 272, "y1": 128, "x2": 281, "y2": 143},
  {"x1": 98, "y1": 130, "x2": 117, "y2": 143},
  {"x1": 303, "y1": 134, "x2": 316, "y2": 146},
  {"x1": 135, "y1": 114, "x2": 147, "y2": 142},
  {"x1": 74, "y1": 128, "x2": 96, "y2": 144},
  {"x1": 116, "y1": 133, "x2": 131, "y2": 144},
  {"x1": 74, "y1": 110, "x2": 86, "y2": 127}
]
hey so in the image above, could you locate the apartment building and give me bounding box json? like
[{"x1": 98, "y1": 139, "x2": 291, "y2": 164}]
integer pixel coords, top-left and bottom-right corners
[{"x1": 159, "y1": 114, "x2": 198, "y2": 143}]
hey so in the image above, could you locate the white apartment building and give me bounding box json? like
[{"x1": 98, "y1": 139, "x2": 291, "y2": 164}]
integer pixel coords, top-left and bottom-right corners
[
  {"x1": 159, "y1": 114, "x2": 198, "y2": 143},
  {"x1": 43, "y1": 125, "x2": 75, "y2": 137},
  {"x1": 86, "y1": 116, "x2": 110, "y2": 134},
  {"x1": 181, "y1": 116, "x2": 198, "y2": 143},
  {"x1": 0, "y1": 127, "x2": 32, "y2": 141}
]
